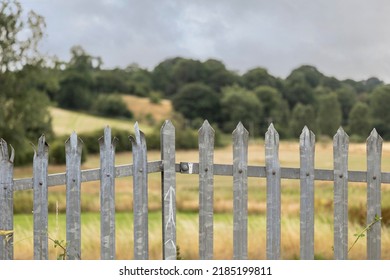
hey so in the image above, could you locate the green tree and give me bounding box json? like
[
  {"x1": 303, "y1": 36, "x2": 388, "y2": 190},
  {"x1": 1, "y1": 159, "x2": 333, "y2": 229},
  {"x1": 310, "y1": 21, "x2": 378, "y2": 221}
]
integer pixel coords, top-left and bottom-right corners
[
  {"x1": 125, "y1": 63, "x2": 152, "y2": 96},
  {"x1": 171, "y1": 59, "x2": 206, "y2": 94},
  {"x1": 322, "y1": 76, "x2": 341, "y2": 90},
  {"x1": 348, "y1": 102, "x2": 371, "y2": 138},
  {"x1": 92, "y1": 94, "x2": 133, "y2": 119},
  {"x1": 336, "y1": 85, "x2": 357, "y2": 126},
  {"x1": 94, "y1": 69, "x2": 130, "y2": 94},
  {"x1": 289, "y1": 103, "x2": 317, "y2": 137},
  {"x1": 364, "y1": 77, "x2": 383, "y2": 93},
  {"x1": 0, "y1": 0, "x2": 45, "y2": 71},
  {"x1": 203, "y1": 59, "x2": 238, "y2": 91},
  {"x1": 55, "y1": 46, "x2": 97, "y2": 110},
  {"x1": 287, "y1": 65, "x2": 324, "y2": 88},
  {"x1": 317, "y1": 94, "x2": 342, "y2": 137},
  {"x1": 253, "y1": 85, "x2": 290, "y2": 136},
  {"x1": 283, "y1": 72, "x2": 315, "y2": 108},
  {"x1": 171, "y1": 82, "x2": 221, "y2": 124},
  {"x1": 241, "y1": 67, "x2": 277, "y2": 90},
  {"x1": 151, "y1": 57, "x2": 183, "y2": 97},
  {"x1": 220, "y1": 85, "x2": 263, "y2": 135},
  {"x1": 370, "y1": 85, "x2": 390, "y2": 138},
  {"x1": 0, "y1": 0, "x2": 52, "y2": 164}
]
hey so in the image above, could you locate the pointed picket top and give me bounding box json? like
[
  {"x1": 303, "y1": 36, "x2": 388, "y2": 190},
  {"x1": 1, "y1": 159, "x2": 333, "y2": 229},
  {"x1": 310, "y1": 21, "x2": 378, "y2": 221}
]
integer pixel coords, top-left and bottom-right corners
[
  {"x1": 265, "y1": 123, "x2": 279, "y2": 146},
  {"x1": 129, "y1": 122, "x2": 146, "y2": 148},
  {"x1": 199, "y1": 120, "x2": 215, "y2": 137},
  {"x1": 33, "y1": 135, "x2": 49, "y2": 159},
  {"x1": 232, "y1": 122, "x2": 249, "y2": 137},
  {"x1": 65, "y1": 132, "x2": 83, "y2": 154},
  {"x1": 161, "y1": 120, "x2": 175, "y2": 133},
  {"x1": 367, "y1": 128, "x2": 383, "y2": 152},
  {"x1": 300, "y1": 126, "x2": 315, "y2": 148},
  {"x1": 134, "y1": 122, "x2": 141, "y2": 145},
  {"x1": 99, "y1": 126, "x2": 118, "y2": 148},
  {"x1": 333, "y1": 127, "x2": 349, "y2": 147},
  {"x1": 0, "y1": 138, "x2": 14, "y2": 163}
]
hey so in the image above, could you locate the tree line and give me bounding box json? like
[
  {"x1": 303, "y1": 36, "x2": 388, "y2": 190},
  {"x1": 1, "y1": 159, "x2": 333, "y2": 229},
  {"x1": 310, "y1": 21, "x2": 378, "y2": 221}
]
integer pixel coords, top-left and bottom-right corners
[
  {"x1": 2, "y1": 0, "x2": 390, "y2": 165},
  {"x1": 41, "y1": 47, "x2": 388, "y2": 140}
]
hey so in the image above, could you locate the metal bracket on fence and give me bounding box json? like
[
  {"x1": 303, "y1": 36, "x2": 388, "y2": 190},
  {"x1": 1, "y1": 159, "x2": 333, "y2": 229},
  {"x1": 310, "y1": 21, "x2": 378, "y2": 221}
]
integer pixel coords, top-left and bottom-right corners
[{"x1": 180, "y1": 162, "x2": 195, "y2": 174}]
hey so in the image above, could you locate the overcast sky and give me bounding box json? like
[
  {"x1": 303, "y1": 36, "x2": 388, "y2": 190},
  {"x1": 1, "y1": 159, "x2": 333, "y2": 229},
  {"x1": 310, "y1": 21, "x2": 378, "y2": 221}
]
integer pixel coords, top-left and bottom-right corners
[{"x1": 18, "y1": 0, "x2": 390, "y2": 82}]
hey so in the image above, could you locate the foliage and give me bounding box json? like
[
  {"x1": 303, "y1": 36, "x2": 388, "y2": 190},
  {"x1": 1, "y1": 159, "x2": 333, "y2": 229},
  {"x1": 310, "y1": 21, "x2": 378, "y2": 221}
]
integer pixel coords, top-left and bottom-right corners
[
  {"x1": 203, "y1": 59, "x2": 238, "y2": 91},
  {"x1": 348, "y1": 102, "x2": 371, "y2": 138},
  {"x1": 54, "y1": 46, "x2": 96, "y2": 110},
  {"x1": 48, "y1": 236, "x2": 67, "y2": 260},
  {"x1": 0, "y1": 1, "x2": 53, "y2": 165},
  {"x1": 316, "y1": 93, "x2": 342, "y2": 137},
  {"x1": 253, "y1": 85, "x2": 290, "y2": 137},
  {"x1": 336, "y1": 85, "x2": 357, "y2": 126},
  {"x1": 149, "y1": 91, "x2": 162, "y2": 104},
  {"x1": 369, "y1": 85, "x2": 390, "y2": 138},
  {"x1": 241, "y1": 67, "x2": 278, "y2": 89},
  {"x1": 283, "y1": 73, "x2": 316, "y2": 108},
  {"x1": 152, "y1": 57, "x2": 236, "y2": 98},
  {"x1": 289, "y1": 103, "x2": 317, "y2": 137},
  {"x1": 348, "y1": 214, "x2": 382, "y2": 253},
  {"x1": 287, "y1": 65, "x2": 324, "y2": 88},
  {"x1": 0, "y1": 0, "x2": 45, "y2": 71},
  {"x1": 151, "y1": 57, "x2": 184, "y2": 97},
  {"x1": 172, "y1": 82, "x2": 221, "y2": 124},
  {"x1": 92, "y1": 94, "x2": 133, "y2": 119},
  {"x1": 220, "y1": 85, "x2": 263, "y2": 136}
]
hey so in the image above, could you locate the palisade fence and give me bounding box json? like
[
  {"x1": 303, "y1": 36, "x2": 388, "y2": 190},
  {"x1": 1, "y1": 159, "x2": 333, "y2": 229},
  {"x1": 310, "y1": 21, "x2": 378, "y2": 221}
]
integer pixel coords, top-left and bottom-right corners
[{"x1": 0, "y1": 120, "x2": 386, "y2": 260}]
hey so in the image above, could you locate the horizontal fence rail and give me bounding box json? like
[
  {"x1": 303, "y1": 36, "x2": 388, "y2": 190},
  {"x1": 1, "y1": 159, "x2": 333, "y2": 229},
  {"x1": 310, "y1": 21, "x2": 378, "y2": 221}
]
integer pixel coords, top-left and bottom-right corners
[
  {"x1": 13, "y1": 164, "x2": 390, "y2": 190},
  {"x1": 0, "y1": 121, "x2": 388, "y2": 260}
]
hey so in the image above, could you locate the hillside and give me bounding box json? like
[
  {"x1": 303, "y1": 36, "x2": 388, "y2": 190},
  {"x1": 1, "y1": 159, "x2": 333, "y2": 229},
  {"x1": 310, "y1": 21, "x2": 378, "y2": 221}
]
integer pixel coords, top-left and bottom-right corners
[
  {"x1": 121, "y1": 95, "x2": 173, "y2": 123},
  {"x1": 49, "y1": 95, "x2": 172, "y2": 136}
]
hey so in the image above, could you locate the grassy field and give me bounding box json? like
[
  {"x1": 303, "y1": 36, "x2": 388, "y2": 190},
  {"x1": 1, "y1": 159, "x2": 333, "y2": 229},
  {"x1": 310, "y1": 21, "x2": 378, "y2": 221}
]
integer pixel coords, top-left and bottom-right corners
[
  {"x1": 121, "y1": 95, "x2": 173, "y2": 124},
  {"x1": 14, "y1": 98, "x2": 390, "y2": 259},
  {"x1": 49, "y1": 95, "x2": 172, "y2": 137},
  {"x1": 12, "y1": 139, "x2": 390, "y2": 260},
  {"x1": 14, "y1": 211, "x2": 390, "y2": 260}
]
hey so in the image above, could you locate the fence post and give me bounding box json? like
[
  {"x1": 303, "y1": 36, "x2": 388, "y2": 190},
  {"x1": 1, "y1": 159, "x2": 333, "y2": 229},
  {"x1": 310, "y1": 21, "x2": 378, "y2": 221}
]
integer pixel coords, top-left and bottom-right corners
[
  {"x1": 0, "y1": 139, "x2": 14, "y2": 260},
  {"x1": 161, "y1": 120, "x2": 176, "y2": 260},
  {"x1": 99, "y1": 127, "x2": 117, "y2": 260},
  {"x1": 265, "y1": 124, "x2": 281, "y2": 260},
  {"x1": 333, "y1": 127, "x2": 349, "y2": 260},
  {"x1": 300, "y1": 126, "x2": 315, "y2": 260},
  {"x1": 130, "y1": 122, "x2": 148, "y2": 260},
  {"x1": 33, "y1": 135, "x2": 49, "y2": 260},
  {"x1": 65, "y1": 132, "x2": 83, "y2": 260},
  {"x1": 233, "y1": 122, "x2": 248, "y2": 260},
  {"x1": 367, "y1": 129, "x2": 382, "y2": 260},
  {"x1": 199, "y1": 120, "x2": 214, "y2": 260}
]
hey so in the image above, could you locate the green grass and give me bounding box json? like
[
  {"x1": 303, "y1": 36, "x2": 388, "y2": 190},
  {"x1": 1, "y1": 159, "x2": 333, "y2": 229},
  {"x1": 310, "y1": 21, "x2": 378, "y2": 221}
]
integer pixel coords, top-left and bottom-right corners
[
  {"x1": 49, "y1": 107, "x2": 153, "y2": 136},
  {"x1": 13, "y1": 211, "x2": 390, "y2": 260},
  {"x1": 49, "y1": 95, "x2": 174, "y2": 137}
]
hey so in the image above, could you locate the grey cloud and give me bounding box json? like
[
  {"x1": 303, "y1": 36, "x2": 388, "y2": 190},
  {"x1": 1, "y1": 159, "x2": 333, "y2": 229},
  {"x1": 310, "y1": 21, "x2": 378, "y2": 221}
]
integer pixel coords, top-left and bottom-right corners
[{"x1": 18, "y1": 0, "x2": 390, "y2": 82}]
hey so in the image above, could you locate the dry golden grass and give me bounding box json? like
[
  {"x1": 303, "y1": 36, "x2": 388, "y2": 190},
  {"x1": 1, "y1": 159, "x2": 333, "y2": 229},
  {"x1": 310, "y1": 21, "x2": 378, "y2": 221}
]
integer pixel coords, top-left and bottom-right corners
[
  {"x1": 121, "y1": 95, "x2": 173, "y2": 123},
  {"x1": 12, "y1": 140, "x2": 390, "y2": 259},
  {"x1": 13, "y1": 212, "x2": 390, "y2": 260}
]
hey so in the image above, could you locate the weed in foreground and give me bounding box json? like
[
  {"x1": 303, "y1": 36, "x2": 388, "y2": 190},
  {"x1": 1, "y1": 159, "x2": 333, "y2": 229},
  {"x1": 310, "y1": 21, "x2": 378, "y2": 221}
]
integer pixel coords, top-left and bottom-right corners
[{"x1": 348, "y1": 214, "x2": 382, "y2": 253}]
